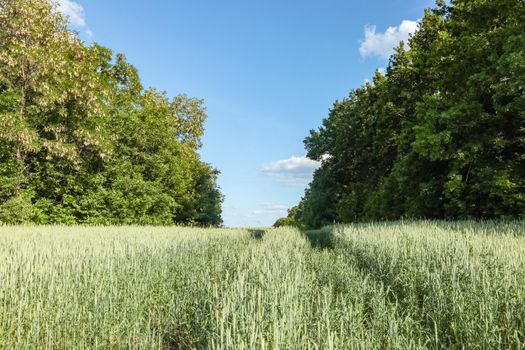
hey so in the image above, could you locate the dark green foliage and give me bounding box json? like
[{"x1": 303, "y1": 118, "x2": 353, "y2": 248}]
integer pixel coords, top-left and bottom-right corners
[
  {"x1": 273, "y1": 205, "x2": 306, "y2": 228},
  {"x1": 0, "y1": 0, "x2": 222, "y2": 226},
  {"x1": 273, "y1": 217, "x2": 295, "y2": 228},
  {"x1": 291, "y1": 0, "x2": 525, "y2": 228}
]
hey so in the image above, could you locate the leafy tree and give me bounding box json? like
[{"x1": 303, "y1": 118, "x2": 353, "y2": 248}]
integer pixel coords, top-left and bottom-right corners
[
  {"x1": 0, "y1": 0, "x2": 223, "y2": 225},
  {"x1": 292, "y1": 0, "x2": 525, "y2": 228}
]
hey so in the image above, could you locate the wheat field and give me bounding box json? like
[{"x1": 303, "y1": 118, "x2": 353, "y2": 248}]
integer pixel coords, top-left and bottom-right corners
[{"x1": 0, "y1": 222, "x2": 524, "y2": 349}]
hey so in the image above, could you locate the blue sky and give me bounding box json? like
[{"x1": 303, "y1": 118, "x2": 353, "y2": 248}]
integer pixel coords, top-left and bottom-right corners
[{"x1": 58, "y1": 0, "x2": 435, "y2": 227}]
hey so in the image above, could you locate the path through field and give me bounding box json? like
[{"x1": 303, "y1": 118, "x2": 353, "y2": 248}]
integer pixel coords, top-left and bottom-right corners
[{"x1": 0, "y1": 222, "x2": 524, "y2": 349}]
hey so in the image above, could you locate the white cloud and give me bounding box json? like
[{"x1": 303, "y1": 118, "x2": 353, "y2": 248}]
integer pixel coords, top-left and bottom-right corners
[
  {"x1": 252, "y1": 203, "x2": 288, "y2": 216},
  {"x1": 55, "y1": 0, "x2": 94, "y2": 39},
  {"x1": 262, "y1": 156, "x2": 321, "y2": 186},
  {"x1": 359, "y1": 20, "x2": 419, "y2": 59},
  {"x1": 56, "y1": 0, "x2": 86, "y2": 27}
]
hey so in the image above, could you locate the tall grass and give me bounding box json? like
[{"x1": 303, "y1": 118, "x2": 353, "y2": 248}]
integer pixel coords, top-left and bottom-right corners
[
  {"x1": 0, "y1": 222, "x2": 523, "y2": 349},
  {"x1": 332, "y1": 221, "x2": 525, "y2": 349}
]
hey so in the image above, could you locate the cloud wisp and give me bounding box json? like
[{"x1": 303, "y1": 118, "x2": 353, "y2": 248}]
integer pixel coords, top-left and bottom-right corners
[
  {"x1": 56, "y1": 0, "x2": 93, "y2": 38},
  {"x1": 359, "y1": 20, "x2": 419, "y2": 60},
  {"x1": 262, "y1": 156, "x2": 320, "y2": 186},
  {"x1": 252, "y1": 203, "x2": 288, "y2": 216},
  {"x1": 56, "y1": 0, "x2": 85, "y2": 27}
]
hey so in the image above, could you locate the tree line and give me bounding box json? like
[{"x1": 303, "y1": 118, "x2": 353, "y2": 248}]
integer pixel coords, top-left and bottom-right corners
[
  {"x1": 0, "y1": 0, "x2": 223, "y2": 225},
  {"x1": 278, "y1": 0, "x2": 525, "y2": 229}
]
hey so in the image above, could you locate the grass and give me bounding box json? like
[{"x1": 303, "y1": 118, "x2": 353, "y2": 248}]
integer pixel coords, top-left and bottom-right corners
[{"x1": 0, "y1": 222, "x2": 524, "y2": 349}]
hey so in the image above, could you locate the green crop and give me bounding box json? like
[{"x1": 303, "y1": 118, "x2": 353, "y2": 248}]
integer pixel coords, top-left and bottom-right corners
[{"x1": 0, "y1": 222, "x2": 523, "y2": 349}]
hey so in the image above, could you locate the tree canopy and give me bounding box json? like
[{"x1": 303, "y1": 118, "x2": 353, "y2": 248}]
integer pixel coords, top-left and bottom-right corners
[
  {"x1": 282, "y1": 0, "x2": 525, "y2": 229},
  {"x1": 0, "y1": 0, "x2": 223, "y2": 225}
]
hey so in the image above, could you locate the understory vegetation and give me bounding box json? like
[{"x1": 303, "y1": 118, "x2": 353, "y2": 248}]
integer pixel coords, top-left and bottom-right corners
[
  {"x1": 1, "y1": 222, "x2": 524, "y2": 349},
  {"x1": 281, "y1": 0, "x2": 525, "y2": 228},
  {"x1": 0, "y1": 0, "x2": 222, "y2": 226}
]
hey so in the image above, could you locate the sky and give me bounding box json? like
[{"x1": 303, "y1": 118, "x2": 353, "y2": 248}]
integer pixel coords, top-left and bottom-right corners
[{"x1": 57, "y1": 0, "x2": 435, "y2": 227}]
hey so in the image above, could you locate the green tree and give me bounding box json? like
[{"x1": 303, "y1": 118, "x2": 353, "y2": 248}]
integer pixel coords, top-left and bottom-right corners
[
  {"x1": 294, "y1": 0, "x2": 525, "y2": 228},
  {"x1": 0, "y1": 0, "x2": 223, "y2": 225}
]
